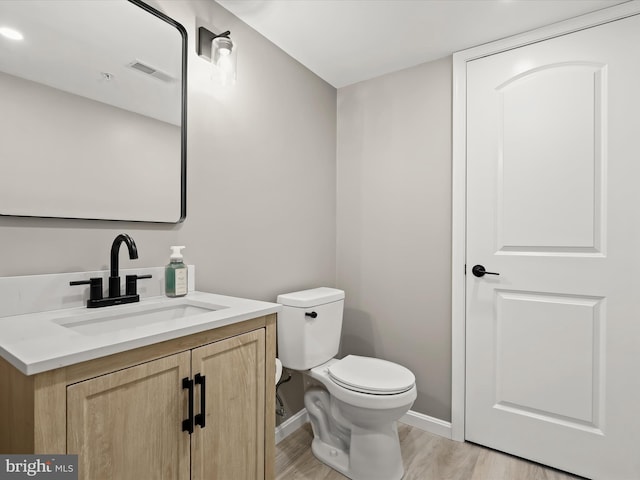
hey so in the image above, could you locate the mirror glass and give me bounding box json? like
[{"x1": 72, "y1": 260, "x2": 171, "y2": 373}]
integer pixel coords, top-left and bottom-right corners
[{"x1": 0, "y1": 0, "x2": 186, "y2": 222}]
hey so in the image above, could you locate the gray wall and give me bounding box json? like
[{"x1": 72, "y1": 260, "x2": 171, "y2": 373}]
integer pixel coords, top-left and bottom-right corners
[
  {"x1": 0, "y1": 0, "x2": 335, "y2": 420},
  {"x1": 166, "y1": 0, "x2": 337, "y2": 302},
  {"x1": 336, "y1": 56, "x2": 452, "y2": 421}
]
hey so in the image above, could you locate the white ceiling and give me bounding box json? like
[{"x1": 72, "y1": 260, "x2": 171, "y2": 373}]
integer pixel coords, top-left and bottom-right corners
[
  {"x1": 215, "y1": 0, "x2": 628, "y2": 88},
  {"x1": 0, "y1": 0, "x2": 182, "y2": 124}
]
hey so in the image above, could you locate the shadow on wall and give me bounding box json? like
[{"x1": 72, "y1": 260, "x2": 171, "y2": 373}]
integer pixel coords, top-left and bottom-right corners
[
  {"x1": 339, "y1": 307, "x2": 377, "y2": 358},
  {"x1": 275, "y1": 370, "x2": 305, "y2": 427},
  {"x1": 417, "y1": 388, "x2": 450, "y2": 422}
]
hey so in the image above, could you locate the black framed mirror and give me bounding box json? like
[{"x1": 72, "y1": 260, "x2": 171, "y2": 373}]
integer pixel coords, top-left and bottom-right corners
[{"x1": 0, "y1": 0, "x2": 187, "y2": 223}]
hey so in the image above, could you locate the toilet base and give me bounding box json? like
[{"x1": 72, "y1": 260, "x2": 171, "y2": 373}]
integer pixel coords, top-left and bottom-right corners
[
  {"x1": 311, "y1": 437, "x2": 350, "y2": 477},
  {"x1": 310, "y1": 423, "x2": 405, "y2": 480}
]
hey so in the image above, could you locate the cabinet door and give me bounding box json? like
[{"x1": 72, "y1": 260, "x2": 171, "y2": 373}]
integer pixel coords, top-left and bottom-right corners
[
  {"x1": 191, "y1": 329, "x2": 266, "y2": 480},
  {"x1": 67, "y1": 352, "x2": 191, "y2": 480}
]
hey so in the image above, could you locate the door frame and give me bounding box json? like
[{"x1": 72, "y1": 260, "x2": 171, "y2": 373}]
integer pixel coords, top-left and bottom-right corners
[{"x1": 450, "y1": 1, "x2": 640, "y2": 442}]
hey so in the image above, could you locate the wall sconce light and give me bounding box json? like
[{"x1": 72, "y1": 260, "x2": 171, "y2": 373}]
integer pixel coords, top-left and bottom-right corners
[{"x1": 197, "y1": 27, "x2": 237, "y2": 86}]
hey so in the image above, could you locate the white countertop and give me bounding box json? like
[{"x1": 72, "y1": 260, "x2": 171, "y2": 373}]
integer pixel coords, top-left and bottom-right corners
[{"x1": 0, "y1": 291, "x2": 281, "y2": 375}]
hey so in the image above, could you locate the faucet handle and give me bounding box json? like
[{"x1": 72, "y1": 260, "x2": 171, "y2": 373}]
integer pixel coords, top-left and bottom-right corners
[
  {"x1": 125, "y1": 274, "x2": 152, "y2": 296},
  {"x1": 70, "y1": 277, "x2": 104, "y2": 301}
]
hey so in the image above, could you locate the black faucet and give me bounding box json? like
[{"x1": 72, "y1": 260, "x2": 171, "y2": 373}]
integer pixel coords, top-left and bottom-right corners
[
  {"x1": 70, "y1": 233, "x2": 151, "y2": 308},
  {"x1": 109, "y1": 233, "x2": 139, "y2": 298}
]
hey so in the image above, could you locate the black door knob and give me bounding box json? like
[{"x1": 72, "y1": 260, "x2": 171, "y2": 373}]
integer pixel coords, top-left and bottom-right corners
[{"x1": 472, "y1": 265, "x2": 500, "y2": 278}]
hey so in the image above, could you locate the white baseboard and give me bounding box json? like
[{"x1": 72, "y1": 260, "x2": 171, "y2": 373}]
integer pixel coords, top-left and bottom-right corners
[
  {"x1": 275, "y1": 408, "x2": 309, "y2": 444},
  {"x1": 400, "y1": 410, "x2": 453, "y2": 440},
  {"x1": 274, "y1": 408, "x2": 452, "y2": 444}
]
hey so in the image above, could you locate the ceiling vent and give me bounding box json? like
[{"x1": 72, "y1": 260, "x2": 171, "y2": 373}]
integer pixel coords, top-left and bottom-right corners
[{"x1": 127, "y1": 60, "x2": 175, "y2": 83}]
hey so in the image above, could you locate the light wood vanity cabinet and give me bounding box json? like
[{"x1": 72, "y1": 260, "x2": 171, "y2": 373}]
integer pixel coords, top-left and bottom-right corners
[
  {"x1": 0, "y1": 314, "x2": 276, "y2": 480},
  {"x1": 67, "y1": 351, "x2": 192, "y2": 479}
]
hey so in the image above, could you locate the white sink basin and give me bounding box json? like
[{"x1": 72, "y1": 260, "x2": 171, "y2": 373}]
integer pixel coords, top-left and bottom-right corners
[
  {"x1": 54, "y1": 300, "x2": 226, "y2": 336},
  {"x1": 0, "y1": 284, "x2": 281, "y2": 375}
]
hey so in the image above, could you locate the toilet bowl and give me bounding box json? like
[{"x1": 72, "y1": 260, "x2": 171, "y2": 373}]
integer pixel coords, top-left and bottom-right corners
[{"x1": 277, "y1": 288, "x2": 416, "y2": 480}]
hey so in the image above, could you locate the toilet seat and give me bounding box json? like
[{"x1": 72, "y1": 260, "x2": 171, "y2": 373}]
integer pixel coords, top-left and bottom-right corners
[{"x1": 328, "y1": 355, "x2": 415, "y2": 395}]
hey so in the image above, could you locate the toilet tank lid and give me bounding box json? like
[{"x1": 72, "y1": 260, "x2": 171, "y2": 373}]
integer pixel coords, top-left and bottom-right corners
[{"x1": 277, "y1": 287, "x2": 344, "y2": 308}]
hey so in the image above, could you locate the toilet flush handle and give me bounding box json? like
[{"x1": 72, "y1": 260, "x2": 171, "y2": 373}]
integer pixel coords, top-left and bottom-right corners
[{"x1": 305, "y1": 311, "x2": 318, "y2": 318}]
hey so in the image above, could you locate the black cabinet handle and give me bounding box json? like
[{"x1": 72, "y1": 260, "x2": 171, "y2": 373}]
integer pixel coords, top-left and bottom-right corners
[
  {"x1": 194, "y1": 373, "x2": 206, "y2": 429},
  {"x1": 472, "y1": 265, "x2": 500, "y2": 278},
  {"x1": 182, "y1": 377, "x2": 194, "y2": 434},
  {"x1": 305, "y1": 311, "x2": 318, "y2": 318}
]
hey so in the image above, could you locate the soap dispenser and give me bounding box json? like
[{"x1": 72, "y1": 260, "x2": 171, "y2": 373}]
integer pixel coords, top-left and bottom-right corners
[{"x1": 165, "y1": 246, "x2": 187, "y2": 297}]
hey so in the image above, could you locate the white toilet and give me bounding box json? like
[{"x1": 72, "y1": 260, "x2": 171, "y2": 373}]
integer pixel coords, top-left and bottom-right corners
[{"x1": 277, "y1": 287, "x2": 416, "y2": 480}]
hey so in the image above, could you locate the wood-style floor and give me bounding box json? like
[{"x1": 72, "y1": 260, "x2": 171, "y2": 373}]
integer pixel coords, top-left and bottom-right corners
[{"x1": 276, "y1": 423, "x2": 585, "y2": 480}]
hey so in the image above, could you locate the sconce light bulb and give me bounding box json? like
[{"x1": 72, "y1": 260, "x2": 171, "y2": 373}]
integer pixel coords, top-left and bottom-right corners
[
  {"x1": 211, "y1": 35, "x2": 237, "y2": 87},
  {"x1": 213, "y1": 36, "x2": 233, "y2": 56}
]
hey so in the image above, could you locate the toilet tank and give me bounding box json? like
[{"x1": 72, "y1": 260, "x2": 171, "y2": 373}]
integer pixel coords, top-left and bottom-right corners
[{"x1": 276, "y1": 287, "x2": 345, "y2": 370}]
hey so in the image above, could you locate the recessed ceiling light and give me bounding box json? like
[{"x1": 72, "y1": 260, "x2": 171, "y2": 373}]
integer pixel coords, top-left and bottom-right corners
[{"x1": 0, "y1": 27, "x2": 24, "y2": 41}]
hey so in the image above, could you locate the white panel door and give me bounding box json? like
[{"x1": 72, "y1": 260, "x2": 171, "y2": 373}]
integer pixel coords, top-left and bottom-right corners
[{"x1": 466, "y1": 13, "x2": 640, "y2": 480}]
